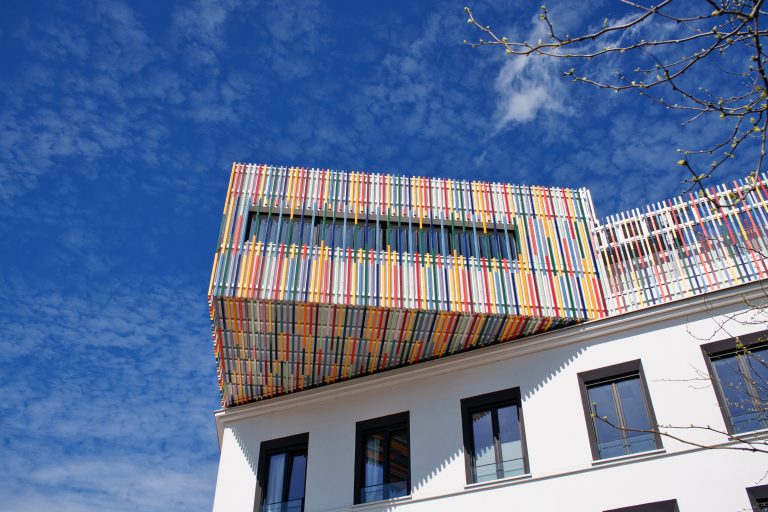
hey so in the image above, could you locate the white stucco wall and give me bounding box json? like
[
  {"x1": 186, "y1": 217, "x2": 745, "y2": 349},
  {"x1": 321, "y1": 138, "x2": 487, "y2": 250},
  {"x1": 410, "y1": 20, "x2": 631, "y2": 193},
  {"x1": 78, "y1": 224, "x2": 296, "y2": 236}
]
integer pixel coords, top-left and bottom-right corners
[{"x1": 212, "y1": 284, "x2": 768, "y2": 512}]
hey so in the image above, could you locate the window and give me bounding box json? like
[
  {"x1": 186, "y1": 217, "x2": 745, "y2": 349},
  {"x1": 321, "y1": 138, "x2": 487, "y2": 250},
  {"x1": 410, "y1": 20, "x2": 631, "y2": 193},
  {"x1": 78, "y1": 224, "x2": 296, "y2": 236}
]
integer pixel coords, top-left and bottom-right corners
[
  {"x1": 703, "y1": 332, "x2": 768, "y2": 434},
  {"x1": 578, "y1": 360, "x2": 662, "y2": 460},
  {"x1": 460, "y1": 387, "x2": 528, "y2": 484},
  {"x1": 256, "y1": 433, "x2": 308, "y2": 512},
  {"x1": 354, "y1": 412, "x2": 410, "y2": 504},
  {"x1": 244, "y1": 211, "x2": 518, "y2": 260},
  {"x1": 246, "y1": 212, "x2": 313, "y2": 247},
  {"x1": 748, "y1": 485, "x2": 768, "y2": 512},
  {"x1": 603, "y1": 499, "x2": 679, "y2": 512}
]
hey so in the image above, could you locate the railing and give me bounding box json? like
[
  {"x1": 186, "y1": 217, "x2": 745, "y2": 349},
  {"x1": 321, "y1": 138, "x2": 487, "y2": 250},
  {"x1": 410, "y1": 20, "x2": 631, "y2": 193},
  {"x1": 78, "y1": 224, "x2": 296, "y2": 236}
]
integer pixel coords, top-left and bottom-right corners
[
  {"x1": 473, "y1": 457, "x2": 526, "y2": 483},
  {"x1": 596, "y1": 433, "x2": 658, "y2": 459},
  {"x1": 261, "y1": 498, "x2": 304, "y2": 512},
  {"x1": 359, "y1": 481, "x2": 408, "y2": 503},
  {"x1": 594, "y1": 175, "x2": 768, "y2": 314}
]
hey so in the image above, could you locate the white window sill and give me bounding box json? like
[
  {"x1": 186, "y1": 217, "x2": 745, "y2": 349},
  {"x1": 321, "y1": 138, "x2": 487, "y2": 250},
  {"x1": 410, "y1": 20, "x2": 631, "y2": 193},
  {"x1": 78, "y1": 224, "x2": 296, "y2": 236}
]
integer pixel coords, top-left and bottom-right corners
[
  {"x1": 350, "y1": 495, "x2": 412, "y2": 511},
  {"x1": 591, "y1": 448, "x2": 666, "y2": 467},
  {"x1": 730, "y1": 426, "x2": 768, "y2": 442},
  {"x1": 464, "y1": 473, "x2": 532, "y2": 491}
]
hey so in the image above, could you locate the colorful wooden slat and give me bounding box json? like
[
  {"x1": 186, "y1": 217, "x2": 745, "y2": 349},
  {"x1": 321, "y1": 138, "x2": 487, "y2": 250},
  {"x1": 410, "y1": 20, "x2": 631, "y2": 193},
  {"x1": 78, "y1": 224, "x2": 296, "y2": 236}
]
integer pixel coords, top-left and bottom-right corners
[
  {"x1": 594, "y1": 174, "x2": 768, "y2": 314},
  {"x1": 209, "y1": 164, "x2": 605, "y2": 406},
  {"x1": 209, "y1": 164, "x2": 768, "y2": 407}
]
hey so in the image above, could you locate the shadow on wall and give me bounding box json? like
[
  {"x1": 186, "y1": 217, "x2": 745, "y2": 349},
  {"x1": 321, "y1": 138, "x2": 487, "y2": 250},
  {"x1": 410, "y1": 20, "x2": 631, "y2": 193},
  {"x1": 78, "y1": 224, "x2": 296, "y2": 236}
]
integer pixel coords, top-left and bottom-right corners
[
  {"x1": 231, "y1": 423, "x2": 259, "y2": 478},
  {"x1": 409, "y1": 336, "x2": 591, "y2": 504},
  {"x1": 223, "y1": 324, "x2": 660, "y2": 511}
]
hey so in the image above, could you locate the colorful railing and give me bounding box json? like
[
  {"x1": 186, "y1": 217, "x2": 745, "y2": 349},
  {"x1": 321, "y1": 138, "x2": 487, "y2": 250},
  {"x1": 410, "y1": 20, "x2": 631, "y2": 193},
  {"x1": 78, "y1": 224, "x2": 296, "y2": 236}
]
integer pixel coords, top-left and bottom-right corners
[
  {"x1": 594, "y1": 174, "x2": 768, "y2": 314},
  {"x1": 209, "y1": 163, "x2": 607, "y2": 406}
]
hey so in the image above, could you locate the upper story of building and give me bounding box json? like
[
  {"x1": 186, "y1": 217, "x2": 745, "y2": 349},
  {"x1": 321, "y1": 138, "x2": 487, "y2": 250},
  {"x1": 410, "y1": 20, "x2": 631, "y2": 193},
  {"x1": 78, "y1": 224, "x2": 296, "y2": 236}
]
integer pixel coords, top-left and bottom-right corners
[{"x1": 208, "y1": 163, "x2": 768, "y2": 407}]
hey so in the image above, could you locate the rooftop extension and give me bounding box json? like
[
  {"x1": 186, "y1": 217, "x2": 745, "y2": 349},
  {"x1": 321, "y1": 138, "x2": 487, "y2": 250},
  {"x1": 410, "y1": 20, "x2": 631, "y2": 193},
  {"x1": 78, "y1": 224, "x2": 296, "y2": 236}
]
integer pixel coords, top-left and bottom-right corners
[{"x1": 208, "y1": 164, "x2": 768, "y2": 407}]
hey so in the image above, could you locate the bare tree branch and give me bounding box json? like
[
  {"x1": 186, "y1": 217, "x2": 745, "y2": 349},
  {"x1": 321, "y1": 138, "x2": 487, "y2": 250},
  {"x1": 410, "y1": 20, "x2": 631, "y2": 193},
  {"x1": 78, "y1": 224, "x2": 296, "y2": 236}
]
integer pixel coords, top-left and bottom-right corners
[{"x1": 464, "y1": 1, "x2": 768, "y2": 192}]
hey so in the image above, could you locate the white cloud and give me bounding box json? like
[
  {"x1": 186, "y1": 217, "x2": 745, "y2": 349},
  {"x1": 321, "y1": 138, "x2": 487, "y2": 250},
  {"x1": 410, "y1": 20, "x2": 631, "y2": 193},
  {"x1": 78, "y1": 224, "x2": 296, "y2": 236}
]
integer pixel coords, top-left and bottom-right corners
[
  {"x1": 494, "y1": 58, "x2": 566, "y2": 127},
  {"x1": 0, "y1": 274, "x2": 220, "y2": 511},
  {"x1": 486, "y1": 7, "x2": 573, "y2": 130},
  {"x1": 2, "y1": 457, "x2": 215, "y2": 512}
]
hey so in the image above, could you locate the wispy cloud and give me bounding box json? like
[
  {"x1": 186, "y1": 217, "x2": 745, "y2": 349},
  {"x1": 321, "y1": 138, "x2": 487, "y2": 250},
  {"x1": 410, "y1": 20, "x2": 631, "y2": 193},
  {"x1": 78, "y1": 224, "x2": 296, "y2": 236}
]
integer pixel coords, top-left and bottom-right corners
[
  {"x1": 0, "y1": 274, "x2": 219, "y2": 511},
  {"x1": 2, "y1": 457, "x2": 213, "y2": 512},
  {"x1": 493, "y1": 55, "x2": 568, "y2": 128},
  {"x1": 171, "y1": 0, "x2": 241, "y2": 67}
]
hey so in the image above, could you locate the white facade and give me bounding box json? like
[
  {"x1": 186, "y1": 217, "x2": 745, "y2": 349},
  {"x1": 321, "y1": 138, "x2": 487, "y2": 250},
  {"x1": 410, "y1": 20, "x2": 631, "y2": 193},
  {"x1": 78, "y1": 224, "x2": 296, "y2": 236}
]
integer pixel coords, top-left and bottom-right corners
[{"x1": 212, "y1": 282, "x2": 768, "y2": 512}]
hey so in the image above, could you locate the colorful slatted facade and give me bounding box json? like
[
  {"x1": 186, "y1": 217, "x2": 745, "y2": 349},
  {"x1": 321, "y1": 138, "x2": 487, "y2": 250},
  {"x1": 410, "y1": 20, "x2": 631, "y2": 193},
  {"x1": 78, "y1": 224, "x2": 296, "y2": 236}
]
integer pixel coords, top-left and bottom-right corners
[
  {"x1": 595, "y1": 174, "x2": 768, "y2": 314},
  {"x1": 209, "y1": 165, "x2": 768, "y2": 407},
  {"x1": 209, "y1": 164, "x2": 607, "y2": 406}
]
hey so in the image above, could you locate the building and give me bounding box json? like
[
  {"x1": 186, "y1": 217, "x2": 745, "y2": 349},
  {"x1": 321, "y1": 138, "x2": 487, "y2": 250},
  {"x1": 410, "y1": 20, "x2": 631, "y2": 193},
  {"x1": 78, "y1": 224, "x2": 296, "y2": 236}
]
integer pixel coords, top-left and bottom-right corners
[{"x1": 209, "y1": 164, "x2": 768, "y2": 512}]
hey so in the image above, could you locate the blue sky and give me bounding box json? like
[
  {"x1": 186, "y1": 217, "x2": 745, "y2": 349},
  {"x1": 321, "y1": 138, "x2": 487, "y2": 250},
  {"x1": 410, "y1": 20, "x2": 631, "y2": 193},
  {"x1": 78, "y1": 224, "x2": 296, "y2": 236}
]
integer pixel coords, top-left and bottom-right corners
[{"x1": 0, "y1": 1, "x2": 749, "y2": 511}]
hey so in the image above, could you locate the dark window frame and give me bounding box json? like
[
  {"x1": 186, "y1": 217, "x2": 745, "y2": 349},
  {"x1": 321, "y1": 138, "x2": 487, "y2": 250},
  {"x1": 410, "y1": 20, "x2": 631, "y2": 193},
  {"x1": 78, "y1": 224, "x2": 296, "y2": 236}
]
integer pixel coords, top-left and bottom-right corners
[
  {"x1": 354, "y1": 411, "x2": 411, "y2": 505},
  {"x1": 747, "y1": 484, "x2": 768, "y2": 511},
  {"x1": 255, "y1": 432, "x2": 309, "y2": 512},
  {"x1": 603, "y1": 499, "x2": 679, "y2": 512},
  {"x1": 460, "y1": 387, "x2": 529, "y2": 484},
  {"x1": 702, "y1": 331, "x2": 768, "y2": 435},
  {"x1": 577, "y1": 360, "x2": 662, "y2": 460}
]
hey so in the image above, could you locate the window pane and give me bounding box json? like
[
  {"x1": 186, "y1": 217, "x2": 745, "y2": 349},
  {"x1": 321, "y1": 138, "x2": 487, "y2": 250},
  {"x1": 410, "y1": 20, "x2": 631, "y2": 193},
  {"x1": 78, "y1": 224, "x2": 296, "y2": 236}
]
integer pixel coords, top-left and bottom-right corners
[
  {"x1": 289, "y1": 220, "x2": 301, "y2": 246},
  {"x1": 498, "y1": 231, "x2": 509, "y2": 260},
  {"x1": 248, "y1": 214, "x2": 260, "y2": 241},
  {"x1": 265, "y1": 453, "x2": 286, "y2": 504},
  {"x1": 364, "y1": 434, "x2": 384, "y2": 486},
  {"x1": 387, "y1": 430, "x2": 409, "y2": 499},
  {"x1": 497, "y1": 405, "x2": 524, "y2": 477},
  {"x1": 470, "y1": 228, "x2": 480, "y2": 258},
  {"x1": 391, "y1": 225, "x2": 400, "y2": 252},
  {"x1": 366, "y1": 223, "x2": 377, "y2": 251},
  {"x1": 301, "y1": 219, "x2": 312, "y2": 246},
  {"x1": 344, "y1": 222, "x2": 353, "y2": 248},
  {"x1": 316, "y1": 220, "x2": 327, "y2": 246},
  {"x1": 453, "y1": 226, "x2": 467, "y2": 258},
  {"x1": 272, "y1": 219, "x2": 282, "y2": 244},
  {"x1": 745, "y1": 346, "x2": 768, "y2": 423},
  {"x1": 616, "y1": 377, "x2": 651, "y2": 431},
  {"x1": 295, "y1": 220, "x2": 304, "y2": 245},
  {"x1": 471, "y1": 410, "x2": 496, "y2": 482},
  {"x1": 279, "y1": 219, "x2": 288, "y2": 245},
  {"x1": 287, "y1": 452, "x2": 307, "y2": 501},
  {"x1": 616, "y1": 377, "x2": 657, "y2": 453},
  {"x1": 258, "y1": 217, "x2": 272, "y2": 244},
  {"x1": 587, "y1": 382, "x2": 624, "y2": 458},
  {"x1": 714, "y1": 354, "x2": 765, "y2": 433},
  {"x1": 432, "y1": 226, "x2": 441, "y2": 255},
  {"x1": 362, "y1": 433, "x2": 384, "y2": 502},
  {"x1": 508, "y1": 231, "x2": 518, "y2": 260},
  {"x1": 329, "y1": 222, "x2": 340, "y2": 249},
  {"x1": 419, "y1": 228, "x2": 426, "y2": 254},
  {"x1": 478, "y1": 232, "x2": 490, "y2": 259},
  {"x1": 489, "y1": 232, "x2": 500, "y2": 260},
  {"x1": 465, "y1": 229, "x2": 473, "y2": 258},
  {"x1": 349, "y1": 223, "x2": 359, "y2": 250}
]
